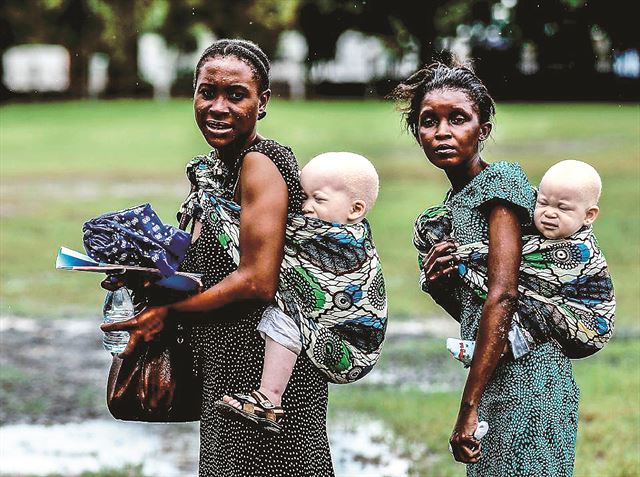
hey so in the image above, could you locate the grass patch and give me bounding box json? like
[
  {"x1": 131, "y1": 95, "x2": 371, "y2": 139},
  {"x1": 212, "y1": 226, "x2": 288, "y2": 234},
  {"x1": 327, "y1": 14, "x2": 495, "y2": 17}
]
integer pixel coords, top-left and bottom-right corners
[
  {"x1": 330, "y1": 337, "x2": 640, "y2": 476},
  {"x1": 0, "y1": 365, "x2": 50, "y2": 421},
  {"x1": 2, "y1": 100, "x2": 638, "y2": 324}
]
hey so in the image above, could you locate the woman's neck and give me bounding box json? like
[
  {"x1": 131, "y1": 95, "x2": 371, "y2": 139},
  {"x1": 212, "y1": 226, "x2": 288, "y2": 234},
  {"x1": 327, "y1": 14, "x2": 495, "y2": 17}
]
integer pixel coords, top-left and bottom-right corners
[
  {"x1": 218, "y1": 132, "x2": 262, "y2": 168},
  {"x1": 445, "y1": 154, "x2": 487, "y2": 193}
]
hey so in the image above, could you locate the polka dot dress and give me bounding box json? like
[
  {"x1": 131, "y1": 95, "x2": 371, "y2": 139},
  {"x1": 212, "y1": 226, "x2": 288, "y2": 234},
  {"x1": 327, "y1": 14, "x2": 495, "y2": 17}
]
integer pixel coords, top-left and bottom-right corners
[
  {"x1": 443, "y1": 162, "x2": 580, "y2": 477},
  {"x1": 181, "y1": 139, "x2": 335, "y2": 477}
]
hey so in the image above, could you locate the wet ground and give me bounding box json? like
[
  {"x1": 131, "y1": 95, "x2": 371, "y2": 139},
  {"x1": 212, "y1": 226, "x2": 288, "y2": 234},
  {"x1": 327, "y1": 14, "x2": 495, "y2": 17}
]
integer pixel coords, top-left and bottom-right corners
[
  {"x1": 0, "y1": 316, "x2": 461, "y2": 476},
  {"x1": 0, "y1": 318, "x2": 109, "y2": 426}
]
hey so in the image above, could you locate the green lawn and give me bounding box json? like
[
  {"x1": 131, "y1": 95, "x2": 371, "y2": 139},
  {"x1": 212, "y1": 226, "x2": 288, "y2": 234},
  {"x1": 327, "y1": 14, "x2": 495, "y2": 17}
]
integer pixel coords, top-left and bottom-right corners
[
  {"x1": 1, "y1": 99, "x2": 638, "y2": 475},
  {"x1": 330, "y1": 337, "x2": 640, "y2": 477},
  {"x1": 1, "y1": 100, "x2": 638, "y2": 323}
]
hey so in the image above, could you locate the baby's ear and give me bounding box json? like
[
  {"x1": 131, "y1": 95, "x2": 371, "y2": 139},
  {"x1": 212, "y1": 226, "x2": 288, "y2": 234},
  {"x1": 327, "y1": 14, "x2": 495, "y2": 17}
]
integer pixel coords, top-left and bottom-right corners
[
  {"x1": 348, "y1": 200, "x2": 367, "y2": 222},
  {"x1": 583, "y1": 205, "x2": 599, "y2": 226}
]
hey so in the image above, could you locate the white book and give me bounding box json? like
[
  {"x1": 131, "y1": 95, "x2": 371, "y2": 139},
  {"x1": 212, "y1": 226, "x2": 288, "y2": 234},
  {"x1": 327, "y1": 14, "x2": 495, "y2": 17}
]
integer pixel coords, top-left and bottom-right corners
[{"x1": 56, "y1": 247, "x2": 202, "y2": 291}]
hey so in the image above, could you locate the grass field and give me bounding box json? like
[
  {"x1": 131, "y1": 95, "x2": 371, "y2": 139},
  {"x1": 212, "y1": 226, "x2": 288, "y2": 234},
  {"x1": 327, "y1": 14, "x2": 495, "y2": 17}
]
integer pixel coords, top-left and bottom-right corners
[
  {"x1": 331, "y1": 337, "x2": 640, "y2": 476},
  {"x1": 1, "y1": 100, "x2": 638, "y2": 323},
  {"x1": 1, "y1": 99, "x2": 639, "y2": 475}
]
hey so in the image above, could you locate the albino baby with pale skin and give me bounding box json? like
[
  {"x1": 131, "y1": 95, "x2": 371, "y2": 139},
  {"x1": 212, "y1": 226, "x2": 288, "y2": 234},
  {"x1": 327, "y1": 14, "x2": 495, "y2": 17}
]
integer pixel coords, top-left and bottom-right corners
[
  {"x1": 219, "y1": 152, "x2": 380, "y2": 432},
  {"x1": 458, "y1": 160, "x2": 603, "y2": 358},
  {"x1": 534, "y1": 160, "x2": 601, "y2": 239},
  {"x1": 505, "y1": 160, "x2": 602, "y2": 355}
]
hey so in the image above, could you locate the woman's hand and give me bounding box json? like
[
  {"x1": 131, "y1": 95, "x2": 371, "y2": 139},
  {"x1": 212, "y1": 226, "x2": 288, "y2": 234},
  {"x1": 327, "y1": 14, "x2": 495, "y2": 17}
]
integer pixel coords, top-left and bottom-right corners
[
  {"x1": 101, "y1": 305, "x2": 169, "y2": 358},
  {"x1": 450, "y1": 405, "x2": 481, "y2": 464},
  {"x1": 422, "y1": 241, "x2": 458, "y2": 283}
]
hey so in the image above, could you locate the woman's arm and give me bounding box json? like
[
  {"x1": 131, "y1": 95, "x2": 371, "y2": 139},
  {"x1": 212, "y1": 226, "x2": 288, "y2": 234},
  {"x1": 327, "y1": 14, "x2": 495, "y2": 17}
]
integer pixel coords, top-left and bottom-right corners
[
  {"x1": 173, "y1": 151, "x2": 288, "y2": 308},
  {"x1": 449, "y1": 203, "x2": 522, "y2": 463},
  {"x1": 102, "y1": 151, "x2": 289, "y2": 357}
]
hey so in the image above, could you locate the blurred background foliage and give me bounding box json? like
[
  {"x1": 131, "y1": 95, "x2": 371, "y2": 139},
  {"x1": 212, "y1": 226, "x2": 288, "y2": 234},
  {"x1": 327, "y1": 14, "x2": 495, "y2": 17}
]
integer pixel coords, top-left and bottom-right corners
[{"x1": 1, "y1": 0, "x2": 638, "y2": 101}]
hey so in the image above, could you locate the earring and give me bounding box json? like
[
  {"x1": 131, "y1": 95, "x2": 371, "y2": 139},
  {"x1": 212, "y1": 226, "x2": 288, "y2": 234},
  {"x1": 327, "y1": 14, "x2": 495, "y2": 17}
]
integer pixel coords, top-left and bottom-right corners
[{"x1": 258, "y1": 110, "x2": 267, "y2": 120}]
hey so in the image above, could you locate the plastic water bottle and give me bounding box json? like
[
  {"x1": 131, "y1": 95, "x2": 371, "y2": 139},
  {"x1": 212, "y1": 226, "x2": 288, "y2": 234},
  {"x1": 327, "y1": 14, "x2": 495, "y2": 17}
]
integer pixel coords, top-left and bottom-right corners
[
  {"x1": 473, "y1": 421, "x2": 489, "y2": 440},
  {"x1": 102, "y1": 287, "x2": 135, "y2": 355}
]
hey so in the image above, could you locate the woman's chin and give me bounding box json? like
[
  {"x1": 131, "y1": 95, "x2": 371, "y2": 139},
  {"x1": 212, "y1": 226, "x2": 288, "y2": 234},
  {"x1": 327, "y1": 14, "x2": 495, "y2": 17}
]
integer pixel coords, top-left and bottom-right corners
[
  {"x1": 204, "y1": 135, "x2": 235, "y2": 149},
  {"x1": 428, "y1": 156, "x2": 463, "y2": 169}
]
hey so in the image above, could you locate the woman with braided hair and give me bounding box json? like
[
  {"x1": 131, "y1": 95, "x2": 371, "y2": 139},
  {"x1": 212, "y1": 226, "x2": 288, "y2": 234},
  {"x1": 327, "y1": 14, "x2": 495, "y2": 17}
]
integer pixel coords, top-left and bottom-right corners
[
  {"x1": 103, "y1": 39, "x2": 334, "y2": 476},
  {"x1": 390, "y1": 61, "x2": 579, "y2": 476}
]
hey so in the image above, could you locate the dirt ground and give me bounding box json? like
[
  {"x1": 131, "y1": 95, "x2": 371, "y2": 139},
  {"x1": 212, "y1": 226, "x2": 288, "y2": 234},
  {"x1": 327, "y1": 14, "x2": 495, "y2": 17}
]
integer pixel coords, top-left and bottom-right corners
[
  {"x1": 0, "y1": 316, "x2": 460, "y2": 426},
  {"x1": 0, "y1": 317, "x2": 112, "y2": 425}
]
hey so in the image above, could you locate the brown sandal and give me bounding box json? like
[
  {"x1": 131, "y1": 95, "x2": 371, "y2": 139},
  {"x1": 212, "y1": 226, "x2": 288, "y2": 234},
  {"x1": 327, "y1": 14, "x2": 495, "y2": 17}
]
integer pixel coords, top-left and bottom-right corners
[
  {"x1": 250, "y1": 390, "x2": 285, "y2": 434},
  {"x1": 214, "y1": 390, "x2": 285, "y2": 434}
]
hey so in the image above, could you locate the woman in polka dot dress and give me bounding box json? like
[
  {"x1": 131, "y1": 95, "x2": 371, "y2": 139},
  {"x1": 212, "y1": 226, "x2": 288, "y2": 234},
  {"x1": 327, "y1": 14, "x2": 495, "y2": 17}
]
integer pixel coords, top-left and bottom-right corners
[
  {"x1": 103, "y1": 39, "x2": 334, "y2": 476},
  {"x1": 390, "y1": 61, "x2": 579, "y2": 476}
]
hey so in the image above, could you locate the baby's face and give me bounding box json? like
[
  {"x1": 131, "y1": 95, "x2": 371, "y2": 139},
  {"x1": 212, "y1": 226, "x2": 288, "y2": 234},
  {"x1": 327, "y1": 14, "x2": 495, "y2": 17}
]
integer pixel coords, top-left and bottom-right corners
[
  {"x1": 534, "y1": 176, "x2": 597, "y2": 239},
  {"x1": 300, "y1": 166, "x2": 354, "y2": 224}
]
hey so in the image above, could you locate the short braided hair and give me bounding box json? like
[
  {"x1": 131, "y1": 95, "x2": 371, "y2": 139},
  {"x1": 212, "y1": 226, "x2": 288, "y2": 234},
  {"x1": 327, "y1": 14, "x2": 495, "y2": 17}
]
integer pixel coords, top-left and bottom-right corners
[
  {"x1": 193, "y1": 39, "x2": 270, "y2": 92},
  {"x1": 389, "y1": 60, "x2": 495, "y2": 140}
]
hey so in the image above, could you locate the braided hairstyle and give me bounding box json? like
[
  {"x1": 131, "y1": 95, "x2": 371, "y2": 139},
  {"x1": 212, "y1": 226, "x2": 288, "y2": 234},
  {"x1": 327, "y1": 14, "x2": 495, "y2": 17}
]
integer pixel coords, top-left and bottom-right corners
[
  {"x1": 193, "y1": 38, "x2": 271, "y2": 95},
  {"x1": 389, "y1": 60, "x2": 495, "y2": 142}
]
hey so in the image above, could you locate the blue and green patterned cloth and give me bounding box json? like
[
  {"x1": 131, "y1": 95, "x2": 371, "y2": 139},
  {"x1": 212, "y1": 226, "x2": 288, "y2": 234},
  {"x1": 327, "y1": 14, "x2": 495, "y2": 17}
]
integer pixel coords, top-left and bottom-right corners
[
  {"x1": 179, "y1": 154, "x2": 387, "y2": 384},
  {"x1": 83, "y1": 203, "x2": 191, "y2": 277},
  {"x1": 414, "y1": 202, "x2": 615, "y2": 359}
]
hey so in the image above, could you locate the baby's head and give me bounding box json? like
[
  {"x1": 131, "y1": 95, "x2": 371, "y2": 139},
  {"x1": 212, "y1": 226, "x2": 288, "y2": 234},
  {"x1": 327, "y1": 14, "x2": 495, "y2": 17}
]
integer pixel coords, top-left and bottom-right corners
[
  {"x1": 534, "y1": 160, "x2": 601, "y2": 239},
  {"x1": 300, "y1": 152, "x2": 379, "y2": 224}
]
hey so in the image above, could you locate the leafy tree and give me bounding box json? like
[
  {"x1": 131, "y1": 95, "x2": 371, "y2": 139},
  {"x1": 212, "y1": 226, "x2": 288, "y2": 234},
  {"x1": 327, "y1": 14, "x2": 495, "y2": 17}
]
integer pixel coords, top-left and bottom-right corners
[
  {"x1": 158, "y1": 0, "x2": 299, "y2": 59},
  {"x1": 0, "y1": 0, "x2": 42, "y2": 99},
  {"x1": 586, "y1": 0, "x2": 638, "y2": 52},
  {"x1": 91, "y1": 0, "x2": 163, "y2": 97},
  {"x1": 296, "y1": 0, "x2": 481, "y2": 68},
  {"x1": 297, "y1": 0, "x2": 359, "y2": 62},
  {"x1": 55, "y1": 0, "x2": 105, "y2": 97},
  {"x1": 1, "y1": 0, "x2": 105, "y2": 98},
  {"x1": 155, "y1": 0, "x2": 299, "y2": 96},
  {"x1": 514, "y1": 0, "x2": 594, "y2": 74}
]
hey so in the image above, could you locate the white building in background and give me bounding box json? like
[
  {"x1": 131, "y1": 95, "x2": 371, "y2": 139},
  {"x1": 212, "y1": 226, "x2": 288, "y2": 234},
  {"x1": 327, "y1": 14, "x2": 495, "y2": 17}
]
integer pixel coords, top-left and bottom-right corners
[
  {"x1": 271, "y1": 31, "x2": 308, "y2": 99},
  {"x1": 3, "y1": 45, "x2": 69, "y2": 92},
  {"x1": 2, "y1": 30, "x2": 418, "y2": 99},
  {"x1": 614, "y1": 49, "x2": 640, "y2": 78},
  {"x1": 308, "y1": 30, "x2": 419, "y2": 85}
]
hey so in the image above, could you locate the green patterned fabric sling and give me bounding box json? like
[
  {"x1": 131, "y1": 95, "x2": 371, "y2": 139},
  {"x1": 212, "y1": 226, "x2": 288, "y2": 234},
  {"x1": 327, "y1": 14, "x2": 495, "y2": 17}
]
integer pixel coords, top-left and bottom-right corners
[
  {"x1": 179, "y1": 155, "x2": 388, "y2": 383},
  {"x1": 414, "y1": 204, "x2": 615, "y2": 358}
]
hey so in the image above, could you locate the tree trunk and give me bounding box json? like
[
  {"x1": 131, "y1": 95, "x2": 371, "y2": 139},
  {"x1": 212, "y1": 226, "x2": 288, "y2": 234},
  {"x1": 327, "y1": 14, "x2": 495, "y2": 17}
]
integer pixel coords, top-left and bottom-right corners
[
  {"x1": 104, "y1": 0, "x2": 142, "y2": 97},
  {"x1": 0, "y1": 48, "x2": 11, "y2": 102},
  {"x1": 67, "y1": 46, "x2": 90, "y2": 98},
  {"x1": 106, "y1": 38, "x2": 140, "y2": 97},
  {"x1": 57, "y1": 0, "x2": 93, "y2": 98},
  {"x1": 418, "y1": 41, "x2": 435, "y2": 67}
]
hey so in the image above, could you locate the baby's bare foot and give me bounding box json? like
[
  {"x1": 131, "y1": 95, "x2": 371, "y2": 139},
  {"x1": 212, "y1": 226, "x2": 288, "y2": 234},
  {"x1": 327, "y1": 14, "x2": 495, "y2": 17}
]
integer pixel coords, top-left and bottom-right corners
[{"x1": 222, "y1": 395, "x2": 242, "y2": 410}]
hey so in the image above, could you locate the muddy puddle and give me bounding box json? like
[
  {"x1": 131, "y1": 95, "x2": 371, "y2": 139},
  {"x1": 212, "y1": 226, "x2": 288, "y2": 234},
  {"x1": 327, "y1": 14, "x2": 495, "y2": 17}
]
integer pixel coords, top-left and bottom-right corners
[
  {"x1": 0, "y1": 316, "x2": 459, "y2": 476},
  {"x1": 0, "y1": 418, "x2": 409, "y2": 476}
]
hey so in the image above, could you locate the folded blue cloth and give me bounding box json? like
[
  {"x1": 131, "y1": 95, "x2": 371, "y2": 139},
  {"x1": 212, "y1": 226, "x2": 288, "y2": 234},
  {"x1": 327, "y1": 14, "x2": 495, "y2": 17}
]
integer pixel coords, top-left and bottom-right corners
[{"x1": 82, "y1": 204, "x2": 191, "y2": 277}]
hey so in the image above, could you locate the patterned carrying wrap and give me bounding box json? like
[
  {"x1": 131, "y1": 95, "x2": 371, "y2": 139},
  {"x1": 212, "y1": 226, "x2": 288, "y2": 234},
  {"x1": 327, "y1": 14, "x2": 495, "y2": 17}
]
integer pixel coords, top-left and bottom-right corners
[
  {"x1": 414, "y1": 205, "x2": 615, "y2": 359},
  {"x1": 178, "y1": 154, "x2": 387, "y2": 383},
  {"x1": 177, "y1": 150, "x2": 231, "y2": 224}
]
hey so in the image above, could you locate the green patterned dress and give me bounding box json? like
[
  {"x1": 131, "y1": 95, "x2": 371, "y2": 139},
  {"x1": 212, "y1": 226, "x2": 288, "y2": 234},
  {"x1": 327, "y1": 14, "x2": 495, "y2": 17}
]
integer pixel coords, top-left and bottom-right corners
[{"x1": 437, "y1": 162, "x2": 579, "y2": 477}]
